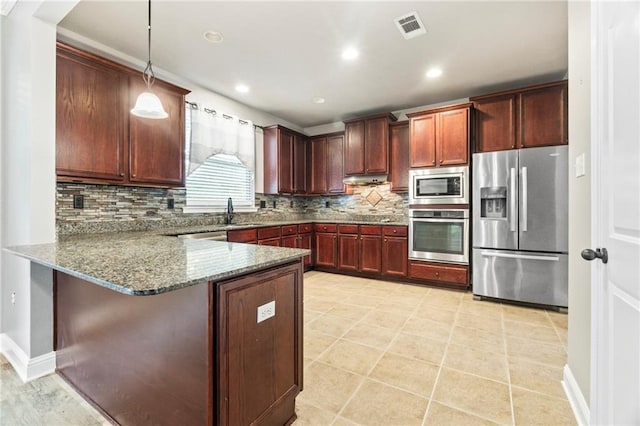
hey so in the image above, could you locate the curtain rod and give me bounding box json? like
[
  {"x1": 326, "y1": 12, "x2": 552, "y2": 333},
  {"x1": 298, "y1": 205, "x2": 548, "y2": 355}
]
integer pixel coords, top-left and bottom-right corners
[{"x1": 185, "y1": 100, "x2": 264, "y2": 129}]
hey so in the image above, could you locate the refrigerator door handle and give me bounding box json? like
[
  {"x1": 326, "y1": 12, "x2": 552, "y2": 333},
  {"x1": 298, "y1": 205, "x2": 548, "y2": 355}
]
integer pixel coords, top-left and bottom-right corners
[
  {"x1": 480, "y1": 251, "x2": 560, "y2": 262},
  {"x1": 509, "y1": 168, "x2": 517, "y2": 232},
  {"x1": 521, "y1": 166, "x2": 528, "y2": 232}
]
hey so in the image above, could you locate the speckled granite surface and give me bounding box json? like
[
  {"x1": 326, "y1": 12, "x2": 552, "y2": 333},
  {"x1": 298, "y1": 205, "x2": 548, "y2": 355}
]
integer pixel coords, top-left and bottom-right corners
[{"x1": 6, "y1": 232, "x2": 308, "y2": 296}]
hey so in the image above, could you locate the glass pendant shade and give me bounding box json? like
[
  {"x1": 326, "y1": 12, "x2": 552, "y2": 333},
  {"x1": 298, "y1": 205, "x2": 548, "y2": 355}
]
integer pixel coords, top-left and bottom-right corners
[{"x1": 131, "y1": 91, "x2": 168, "y2": 119}]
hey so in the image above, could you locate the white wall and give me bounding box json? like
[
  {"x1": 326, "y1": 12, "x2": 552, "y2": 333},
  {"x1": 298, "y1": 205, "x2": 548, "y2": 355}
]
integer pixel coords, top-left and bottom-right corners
[
  {"x1": 1, "y1": 0, "x2": 76, "y2": 364},
  {"x1": 567, "y1": 0, "x2": 591, "y2": 404}
]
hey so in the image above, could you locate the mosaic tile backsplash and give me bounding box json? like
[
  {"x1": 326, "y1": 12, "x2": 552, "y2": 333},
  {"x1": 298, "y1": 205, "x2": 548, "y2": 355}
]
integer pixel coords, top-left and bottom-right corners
[{"x1": 56, "y1": 183, "x2": 408, "y2": 235}]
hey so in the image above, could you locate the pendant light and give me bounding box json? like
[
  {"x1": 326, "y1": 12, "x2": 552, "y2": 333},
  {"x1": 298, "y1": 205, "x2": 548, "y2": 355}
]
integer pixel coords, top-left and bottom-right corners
[{"x1": 130, "y1": 0, "x2": 168, "y2": 119}]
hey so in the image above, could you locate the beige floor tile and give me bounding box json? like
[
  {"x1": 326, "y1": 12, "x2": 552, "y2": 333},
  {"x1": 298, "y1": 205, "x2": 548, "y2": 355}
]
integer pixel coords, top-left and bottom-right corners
[
  {"x1": 326, "y1": 303, "x2": 372, "y2": 321},
  {"x1": 504, "y1": 320, "x2": 562, "y2": 345},
  {"x1": 421, "y1": 290, "x2": 464, "y2": 310},
  {"x1": 368, "y1": 352, "x2": 439, "y2": 398},
  {"x1": 511, "y1": 387, "x2": 576, "y2": 425},
  {"x1": 506, "y1": 336, "x2": 567, "y2": 368},
  {"x1": 388, "y1": 332, "x2": 447, "y2": 365},
  {"x1": 548, "y1": 311, "x2": 568, "y2": 330},
  {"x1": 307, "y1": 314, "x2": 356, "y2": 338},
  {"x1": 341, "y1": 379, "x2": 428, "y2": 426},
  {"x1": 305, "y1": 297, "x2": 338, "y2": 313},
  {"x1": 425, "y1": 401, "x2": 499, "y2": 425},
  {"x1": 292, "y1": 401, "x2": 336, "y2": 425},
  {"x1": 392, "y1": 282, "x2": 431, "y2": 296},
  {"x1": 297, "y1": 362, "x2": 364, "y2": 414},
  {"x1": 375, "y1": 299, "x2": 418, "y2": 315},
  {"x1": 332, "y1": 416, "x2": 360, "y2": 425},
  {"x1": 433, "y1": 368, "x2": 512, "y2": 425},
  {"x1": 318, "y1": 340, "x2": 383, "y2": 376},
  {"x1": 342, "y1": 323, "x2": 397, "y2": 349},
  {"x1": 360, "y1": 310, "x2": 410, "y2": 330},
  {"x1": 402, "y1": 316, "x2": 452, "y2": 342},
  {"x1": 412, "y1": 305, "x2": 458, "y2": 324},
  {"x1": 503, "y1": 305, "x2": 554, "y2": 327},
  {"x1": 444, "y1": 343, "x2": 509, "y2": 383},
  {"x1": 304, "y1": 310, "x2": 322, "y2": 324},
  {"x1": 457, "y1": 312, "x2": 503, "y2": 333},
  {"x1": 459, "y1": 299, "x2": 503, "y2": 319},
  {"x1": 509, "y1": 358, "x2": 567, "y2": 399},
  {"x1": 304, "y1": 330, "x2": 338, "y2": 360},
  {"x1": 344, "y1": 294, "x2": 385, "y2": 308},
  {"x1": 450, "y1": 325, "x2": 506, "y2": 355},
  {"x1": 382, "y1": 293, "x2": 424, "y2": 307}
]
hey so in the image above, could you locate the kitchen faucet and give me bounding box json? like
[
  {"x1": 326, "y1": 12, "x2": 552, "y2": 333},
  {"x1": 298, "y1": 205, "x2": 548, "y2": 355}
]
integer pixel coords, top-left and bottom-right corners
[{"x1": 225, "y1": 197, "x2": 234, "y2": 225}]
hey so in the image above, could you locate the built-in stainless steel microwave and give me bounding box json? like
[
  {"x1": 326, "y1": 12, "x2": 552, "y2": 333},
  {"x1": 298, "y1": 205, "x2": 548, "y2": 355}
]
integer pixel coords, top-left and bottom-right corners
[{"x1": 409, "y1": 166, "x2": 469, "y2": 205}]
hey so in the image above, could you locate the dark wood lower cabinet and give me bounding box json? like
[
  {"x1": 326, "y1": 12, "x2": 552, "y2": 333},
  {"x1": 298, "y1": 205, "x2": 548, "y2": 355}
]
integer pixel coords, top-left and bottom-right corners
[
  {"x1": 382, "y1": 237, "x2": 408, "y2": 278},
  {"x1": 338, "y1": 234, "x2": 359, "y2": 272},
  {"x1": 408, "y1": 260, "x2": 468, "y2": 289},
  {"x1": 314, "y1": 225, "x2": 338, "y2": 269},
  {"x1": 55, "y1": 261, "x2": 303, "y2": 426}
]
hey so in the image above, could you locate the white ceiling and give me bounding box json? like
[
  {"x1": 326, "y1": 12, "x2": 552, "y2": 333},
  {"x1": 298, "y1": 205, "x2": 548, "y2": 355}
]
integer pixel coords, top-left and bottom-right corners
[{"x1": 59, "y1": 1, "x2": 568, "y2": 128}]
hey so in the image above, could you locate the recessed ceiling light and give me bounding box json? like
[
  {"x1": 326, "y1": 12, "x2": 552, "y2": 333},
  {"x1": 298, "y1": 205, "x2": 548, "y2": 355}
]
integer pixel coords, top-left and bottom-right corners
[
  {"x1": 235, "y1": 84, "x2": 249, "y2": 93},
  {"x1": 426, "y1": 68, "x2": 443, "y2": 78},
  {"x1": 203, "y1": 31, "x2": 223, "y2": 43},
  {"x1": 342, "y1": 48, "x2": 359, "y2": 60},
  {"x1": 312, "y1": 97, "x2": 326, "y2": 104}
]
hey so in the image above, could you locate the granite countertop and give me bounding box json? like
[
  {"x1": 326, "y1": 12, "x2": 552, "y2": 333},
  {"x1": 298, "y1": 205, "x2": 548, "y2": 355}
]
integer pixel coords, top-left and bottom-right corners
[{"x1": 6, "y1": 232, "x2": 309, "y2": 296}]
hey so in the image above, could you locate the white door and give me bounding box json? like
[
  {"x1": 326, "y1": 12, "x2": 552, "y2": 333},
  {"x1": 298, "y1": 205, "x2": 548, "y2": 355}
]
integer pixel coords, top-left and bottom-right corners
[{"x1": 589, "y1": 1, "x2": 640, "y2": 424}]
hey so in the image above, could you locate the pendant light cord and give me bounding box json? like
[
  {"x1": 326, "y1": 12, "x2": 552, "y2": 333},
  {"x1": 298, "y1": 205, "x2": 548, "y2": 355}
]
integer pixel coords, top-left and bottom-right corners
[{"x1": 142, "y1": 0, "x2": 155, "y2": 89}]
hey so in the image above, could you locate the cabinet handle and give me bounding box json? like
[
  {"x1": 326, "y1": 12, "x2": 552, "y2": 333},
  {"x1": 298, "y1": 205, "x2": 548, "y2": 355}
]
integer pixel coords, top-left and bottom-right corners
[{"x1": 119, "y1": 173, "x2": 124, "y2": 177}]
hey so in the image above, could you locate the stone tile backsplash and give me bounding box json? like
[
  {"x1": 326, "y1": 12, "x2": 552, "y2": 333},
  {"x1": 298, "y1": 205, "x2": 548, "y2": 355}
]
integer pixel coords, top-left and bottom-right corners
[{"x1": 56, "y1": 183, "x2": 408, "y2": 235}]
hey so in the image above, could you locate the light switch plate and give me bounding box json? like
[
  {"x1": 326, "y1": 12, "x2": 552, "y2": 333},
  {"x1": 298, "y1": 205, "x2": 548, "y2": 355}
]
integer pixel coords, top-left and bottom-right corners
[
  {"x1": 575, "y1": 153, "x2": 586, "y2": 177},
  {"x1": 257, "y1": 301, "x2": 275, "y2": 323}
]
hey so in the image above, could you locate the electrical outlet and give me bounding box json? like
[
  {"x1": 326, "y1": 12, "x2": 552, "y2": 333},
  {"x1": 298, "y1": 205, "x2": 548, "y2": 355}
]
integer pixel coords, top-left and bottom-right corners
[
  {"x1": 11, "y1": 291, "x2": 16, "y2": 305},
  {"x1": 325, "y1": 201, "x2": 330, "y2": 208},
  {"x1": 167, "y1": 198, "x2": 175, "y2": 209},
  {"x1": 257, "y1": 301, "x2": 275, "y2": 323},
  {"x1": 290, "y1": 200, "x2": 294, "y2": 208},
  {"x1": 260, "y1": 200, "x2": 266, "y2": 208},
  {"x1": 272, "y1": 201, "x2": 276, "y2": 209},
  {"x1": 73, "y1": 194, "x2": 84, "y2": 209}
]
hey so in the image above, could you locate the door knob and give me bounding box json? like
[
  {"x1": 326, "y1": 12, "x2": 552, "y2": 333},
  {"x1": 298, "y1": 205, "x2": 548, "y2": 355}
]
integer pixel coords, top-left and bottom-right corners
[{"x1": 581, "y1": 248, "x2": 608, "y2": 264}]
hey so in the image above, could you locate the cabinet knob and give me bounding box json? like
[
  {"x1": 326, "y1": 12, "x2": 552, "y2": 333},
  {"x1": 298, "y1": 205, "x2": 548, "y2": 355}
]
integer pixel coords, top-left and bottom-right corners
[
  {"x1": 120, "y1": 173, "x2": 125, "y2": 177},
  {"x1": 435, "y1": 272, "x2": 440, "y2": 277},
  {"x1": 132, "y1": 174, "x2": 136, "y2": 178},
  {"x1": 393, "y1": 230, "x2": 397, "y2": 233}
]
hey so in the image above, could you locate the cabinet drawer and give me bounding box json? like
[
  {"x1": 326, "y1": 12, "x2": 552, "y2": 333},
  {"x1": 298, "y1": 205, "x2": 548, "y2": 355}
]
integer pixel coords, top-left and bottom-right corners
[
  {"x1": 409, "y1": 261, "x2": 468, "y2": 284},
  {"x1": 359, "y1": 225, "x2": 382, "y2": 236},
  {"x1": 383, "y1": 226, "x2": 408, "y2": 237},
  {"x1": 338, "y1": 224, "x2": 359, "y2": 234},
  {"x1": 258, "y1": 237, "x2": 281, "y2": 247},
  {"x1": 298, "y1": 223, "x2": 313, "y2": 234},
  {"x1": 227, "y1": 228, "x2": 257, "y2": 243},
  {"x1": 257, "y1": 226, "x2": 281, "y2": 239},
  {"x1": 280, "y1": 225, "x2": 297, "y2": 236},
  {"x1": 314, "y1": 223, "x2": 337, "y2": 233}
]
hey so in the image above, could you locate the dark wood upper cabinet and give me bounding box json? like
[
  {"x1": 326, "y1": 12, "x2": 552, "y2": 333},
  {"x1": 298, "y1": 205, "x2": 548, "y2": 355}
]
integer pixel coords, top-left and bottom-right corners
[
  {"x1": 264, "y1": 125, "x2": 307, "y2": 195},
  {"x1": 326, "y1": 134, "x2": 349, "y2": 194},
  {"x1": 472, "y1": 80, "x2": 568, "y2": 152},
  {"x1": 389, "y1": 121, "x2": 409, "y2": 192},
  {"x1": 129, "y1": 77, "x2": 187, "y2": 186},
  {"x1": 309, "y1": 136, "x2": 327, "y2": 194},
  {"x1": 56, "y1": 45, "x2": 127, "y2": 182},
  {"x1": 344, "y1": 113, "x2": 396, "y2": 175},
  {"x1": 56, "y1": 43, "x2": 189, "y2": 187},
  {"x1": 408, "y1": 103, "x2": 472, "y2": 168}
]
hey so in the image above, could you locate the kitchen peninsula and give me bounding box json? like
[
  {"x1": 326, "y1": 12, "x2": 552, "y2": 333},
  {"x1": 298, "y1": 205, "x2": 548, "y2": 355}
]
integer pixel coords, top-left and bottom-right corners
[{"x1": 7, "y1": 232, "x2": 308, "y2": 426}]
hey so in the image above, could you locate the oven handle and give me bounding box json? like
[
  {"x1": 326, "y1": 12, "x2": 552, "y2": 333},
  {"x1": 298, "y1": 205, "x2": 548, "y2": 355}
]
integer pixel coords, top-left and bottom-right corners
[
  {"x1": 409, "y1": 218, "x2": 468, "y2": 223},
  {"x1": 480, "y1": 251, "x2": 559, "y2": 262}
]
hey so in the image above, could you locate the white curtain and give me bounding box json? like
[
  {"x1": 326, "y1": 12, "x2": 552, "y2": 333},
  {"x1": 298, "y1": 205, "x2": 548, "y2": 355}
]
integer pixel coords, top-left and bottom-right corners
[{"x1": 188, "y1": 107, "x2": 255, "y2": 175}]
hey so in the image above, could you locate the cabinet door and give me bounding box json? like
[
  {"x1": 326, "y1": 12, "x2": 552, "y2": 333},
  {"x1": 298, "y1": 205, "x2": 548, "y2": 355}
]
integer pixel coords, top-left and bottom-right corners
[
  {"x1": 344, "y1": 121, "x2": 365, "y2": 175},
  {"x1": 281, "y1": 234, "x2": 297, "y2": 248},
  {"x1": 409, "y1": 113, "x2": 437, "y2": 167},
  {"x1": 56, "y1": 49, "x2": 126, "y2": 181},
  {"x1": 474, "y1": 94, "x2": 517, "y2": 152},
  {"x1": 389, "y1": 122, "x2": 409, "y2": 192},
  {"x1": 382, "y1": 236, "x2": 408, "y2": 278},
  {"x1": 129, "y1": 78, "x2": 186, "y2": 186},
  {"x1": 438, "y1": 108, "x2": 469, "y2": 166},
  {"x1": 310, "y1": 136, "x2": 327, "y2": 194},
  {"x1": 364, "y1": 117, "x2": 389, "y2": 173},
  {"x1": 327, "y1": 134, "x2": 347, "y2": 194},
  {"x1": 227, "y1": 228, "x2": 257, "y2": 244},
  {"x1": 360, "y1": 235, "x2": 382, "y2": 274},
  {"x1": 298, "y1": 233, "x2": 313, "y2": 269},
  {"x1": 315, "y1": 233, "x2": 337, "y2": 269},
  {"x1": 258, "y1": 237, "x2": 281, "y2": 247},
  {"x1": 338, "y1": 234, "x2": 359, "y2": 272},
  {"x1": 278, "y1": 130, "x2": 294, "y2": 193},
  {"x1": 292, "y1": 135, "x2": 307, "y2": 194},
  {"x1": 519, "y1": 82, "x2": 568, "y2": 148}
]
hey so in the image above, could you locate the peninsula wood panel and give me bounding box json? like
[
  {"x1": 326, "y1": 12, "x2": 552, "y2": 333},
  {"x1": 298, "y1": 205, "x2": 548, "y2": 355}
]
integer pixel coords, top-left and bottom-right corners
[{"x1": 55, "y1": 272, "x2": 210, "y2": 426}]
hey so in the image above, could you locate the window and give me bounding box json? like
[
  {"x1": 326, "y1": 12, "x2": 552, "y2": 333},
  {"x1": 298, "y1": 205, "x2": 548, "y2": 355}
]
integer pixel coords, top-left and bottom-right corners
[{"x1": 184, "y1": 105, "x2": 256, "y2": 212}]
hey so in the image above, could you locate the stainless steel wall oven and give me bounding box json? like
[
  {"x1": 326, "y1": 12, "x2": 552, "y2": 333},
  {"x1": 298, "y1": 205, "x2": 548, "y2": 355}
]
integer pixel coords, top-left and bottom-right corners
[{"x1": 409, "y1": 209, "x2": 470, "y2": 264}]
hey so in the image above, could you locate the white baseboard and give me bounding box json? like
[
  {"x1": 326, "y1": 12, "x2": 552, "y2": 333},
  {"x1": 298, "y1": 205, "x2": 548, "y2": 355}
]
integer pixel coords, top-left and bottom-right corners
[
  {"x1": 562, "y1": 364, "x2": 590, "y2": 425},
  {"x1": 0, "y1": 333, "x2": 56, "y2": 382}
]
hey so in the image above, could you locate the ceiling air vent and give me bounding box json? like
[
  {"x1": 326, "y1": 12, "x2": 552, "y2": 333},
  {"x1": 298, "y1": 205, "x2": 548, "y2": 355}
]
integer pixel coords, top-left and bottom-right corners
[{"x1": 395, "y1": 11, "x2": 427, "y2": 40}]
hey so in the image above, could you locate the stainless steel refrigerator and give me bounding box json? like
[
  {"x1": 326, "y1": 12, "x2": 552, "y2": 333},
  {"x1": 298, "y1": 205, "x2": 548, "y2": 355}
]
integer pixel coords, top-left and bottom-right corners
[{"x1": 472, "y1": 146, "x2": 568, "y2": 307}]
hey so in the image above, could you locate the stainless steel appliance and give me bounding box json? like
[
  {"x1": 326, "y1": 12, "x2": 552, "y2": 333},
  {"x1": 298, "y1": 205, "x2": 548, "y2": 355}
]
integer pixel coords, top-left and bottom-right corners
[
  {"x1": 472, "y1": 146, "x2": 568, "y2": 307},
  {"x1": 409, "y1": 166, "x2": 469, "y2": 205},
  {"x1": 409, "y1": 209, "x2": 470, "y2": 264}
]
